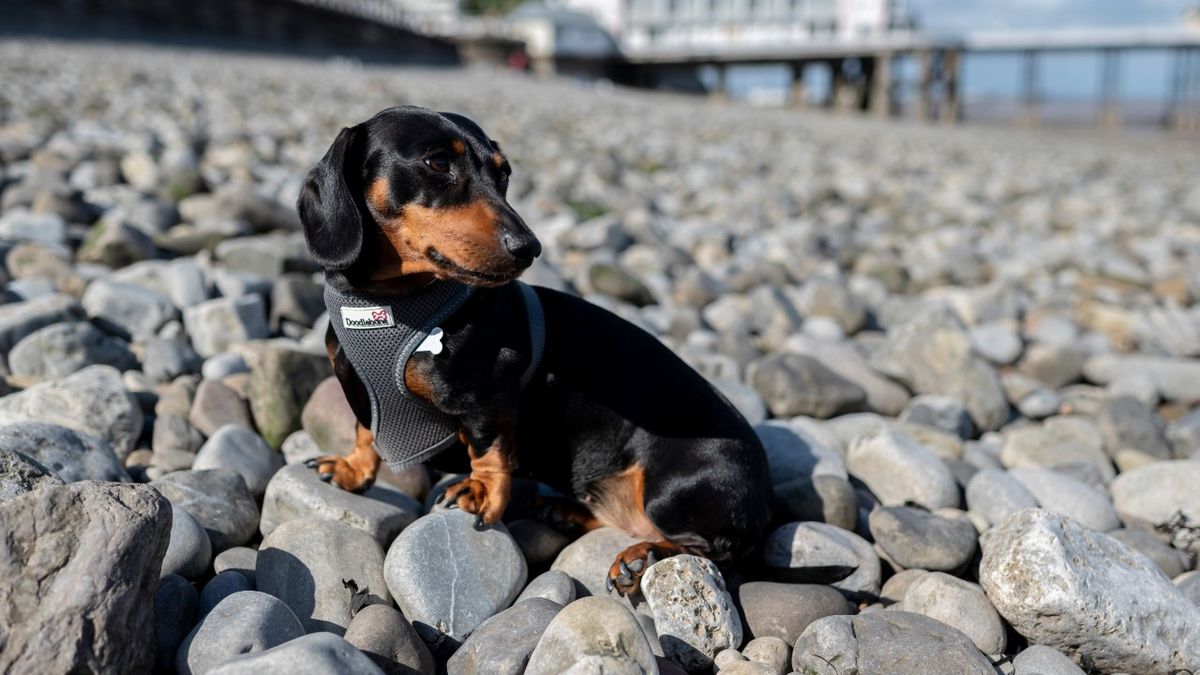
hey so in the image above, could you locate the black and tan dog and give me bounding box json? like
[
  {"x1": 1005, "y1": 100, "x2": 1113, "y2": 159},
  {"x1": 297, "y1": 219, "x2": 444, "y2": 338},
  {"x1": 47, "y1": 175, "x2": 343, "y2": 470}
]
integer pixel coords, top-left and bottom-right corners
[{"x1": 298, "y1": 105, "x2": 771, "y2": 594}]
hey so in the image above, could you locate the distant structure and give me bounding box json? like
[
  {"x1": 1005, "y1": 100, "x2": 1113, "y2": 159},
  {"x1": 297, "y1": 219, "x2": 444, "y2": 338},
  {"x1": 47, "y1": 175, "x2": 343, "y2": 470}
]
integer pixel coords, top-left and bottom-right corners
[{"x1": 550, "y1": 0, "x2": 912, "y2": 54}]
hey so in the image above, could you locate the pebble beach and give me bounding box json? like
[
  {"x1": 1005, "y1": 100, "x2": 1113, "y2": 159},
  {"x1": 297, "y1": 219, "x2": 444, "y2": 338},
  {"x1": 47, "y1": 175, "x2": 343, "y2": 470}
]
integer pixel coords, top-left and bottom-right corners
[{"x1": 1, "y1": 39, "x2": 1199, "y2": 674}]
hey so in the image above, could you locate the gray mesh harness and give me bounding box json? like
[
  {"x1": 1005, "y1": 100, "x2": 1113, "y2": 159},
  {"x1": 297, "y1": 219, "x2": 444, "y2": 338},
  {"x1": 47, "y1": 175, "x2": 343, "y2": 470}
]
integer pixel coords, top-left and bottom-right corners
[{"x1": 324, "y1": 280, "x2": 544, "y2": 471}]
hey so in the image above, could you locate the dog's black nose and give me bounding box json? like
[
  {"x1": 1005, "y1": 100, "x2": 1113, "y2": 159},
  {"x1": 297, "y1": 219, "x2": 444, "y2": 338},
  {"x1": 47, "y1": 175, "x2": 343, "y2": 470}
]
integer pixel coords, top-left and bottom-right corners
[{"x1": 503, "y1": 231, "x2": 541, "y2": 266}]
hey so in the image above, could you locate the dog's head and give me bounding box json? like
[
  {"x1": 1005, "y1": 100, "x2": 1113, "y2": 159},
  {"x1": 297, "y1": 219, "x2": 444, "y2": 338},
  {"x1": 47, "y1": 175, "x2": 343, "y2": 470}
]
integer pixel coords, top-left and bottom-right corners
[{"x1": 298, "y1": 106, "x2": 540, "y2": 287}]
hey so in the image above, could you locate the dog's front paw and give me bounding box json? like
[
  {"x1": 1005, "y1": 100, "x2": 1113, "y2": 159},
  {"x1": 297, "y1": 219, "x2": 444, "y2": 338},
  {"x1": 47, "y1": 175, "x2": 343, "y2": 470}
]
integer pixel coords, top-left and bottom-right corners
[
  {"x1": 607, "y1": 541, "x2": 680, "y2": 597},
  {"x1": 305, "y1": 455, "x2": 374, "y2": 492},
  {"x1": 440, "y1": 474, "x2": 510, "y2": 528}
]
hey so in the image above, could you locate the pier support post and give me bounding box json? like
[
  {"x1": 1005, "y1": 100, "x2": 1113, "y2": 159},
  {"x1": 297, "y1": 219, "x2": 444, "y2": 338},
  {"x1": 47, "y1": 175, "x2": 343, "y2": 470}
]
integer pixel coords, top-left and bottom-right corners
[
  {"x1": 916, "y1": 49, "x2": 934, "y2": 122},
  {"x1": 829, "y1": 59, "x2": 849, "y2": 111},
  {"x1": 1098, "y1": 47, "x2": 1122, "y2": 128},
  {"x1": 1020, "y1": 49, "x2": 1041, "y2": 126},
  {"x1": 711, "y1": 62, "x2": 729, "y2": 102},
  {"x1": 941, "y1": 49, "x2": 961, "y2": 123},
  {"x1": 789, "y1": 62, "x2": 808, "y2": 108},
  {"x1": 1168, "y1": 46, "x2": 1200, "y2": 132},
  {"x1": 871, "y1": 51, "x2": 895, "y2": 119}
]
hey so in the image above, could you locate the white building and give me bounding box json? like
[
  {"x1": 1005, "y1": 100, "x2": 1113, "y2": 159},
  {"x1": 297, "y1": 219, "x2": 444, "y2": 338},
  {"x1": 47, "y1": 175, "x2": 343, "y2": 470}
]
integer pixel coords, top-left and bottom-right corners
[{"x1": 547, "y1": 0, "x2": 910, "y2": 53}]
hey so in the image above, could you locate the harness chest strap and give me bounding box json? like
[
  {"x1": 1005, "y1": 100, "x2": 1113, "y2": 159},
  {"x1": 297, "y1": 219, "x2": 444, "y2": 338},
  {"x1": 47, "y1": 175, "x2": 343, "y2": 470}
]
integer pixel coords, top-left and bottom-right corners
[{"x1": 324, "y1": 280, "x2": 545, "y2": 471}]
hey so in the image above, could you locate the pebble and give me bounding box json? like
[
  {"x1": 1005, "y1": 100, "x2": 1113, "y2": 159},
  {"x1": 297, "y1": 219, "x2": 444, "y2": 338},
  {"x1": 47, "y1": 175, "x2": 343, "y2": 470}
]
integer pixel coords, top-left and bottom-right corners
[
  {"x1": 344, "y1": 603, "x2": 436, "y2": 675},
  {"x1": 256, "y1": 518, "x2": 392, "y2": 635},
  {"x1": 81, "y1": 279, "x2": 178, "y2": 341},
  {"x1": 199, "y1": 571, "x2": 254, "y2": 616},
  {"x1": 447, "y1": 597, "x2": 562, "y2": 675},
  {"x1": 1083, "y1": 354, "x2": 1200, "y2": 403},
  {"x1": 188, "y1": 379, "x2": 253, "y2": 437},
  {"x1": 202, "y1": 352, "x2": 249, "y2": 380},
  {"x1": 965, "y1": 468, "x2": 1039, "y2": 528},
  {"x1": 515, "y1": 569, "x2": 578, "y2": 606},
  {"x1": 212, "y1": 547, "x2": 258, "y2": 585},
  {"x1": 507, "y1": 518, "x2": 571, "y2": 568},
  {"x1": 8, "y1": 321, "x2": 136, "y2": 378},
  {"x1": 869, "y1": 506, "x2": 978, "y2": 572},
  {"x1": 0, "y1": 421, "x2": 130, "y2": 483},
  {"x1": 980, "y1": 508, "x2": 1200, "y2": 673},
  {"x1": 207, "y1": 632, "x2": 384, "y2": 675},
  {"x1": 191, "y1": 424, "x2": 282, "y2": 497},
  {"x1": 151, "y1": 468, "x2": 260, "y2": 552},
  {"x1": 771, "y1": 474, "x2": 858, "y2": 530},
  {"x1": 761, "y1": 521, "x2": 881, "y2": 600},
  {"x1": 754, "y1": 420, "x2": 847, "y2": 485},
  {"x1": 846, "y1": 427, "x2": 960, "y2": 510},
  {"x1": 783, "y1": 335, "x2": 911, "y2": 415},
  {"x1": 155, "y1": 574, "x2": 200, "y2": 672},
  {"x1": 791, "y1": 611, "x2": 996, "y2": 675},
  {"x1": 246, "y1": 341, "x2": 330, "y2": 448},
  {"x1": 900, "y1": 571, "x2": 1007, "y2": 654},
  {"x1": 525, "y1": 596, "x2": 658, "y2": 675},
  {"x1": 1096, "y1": 395, "x2": 1171, "y2": 459},
  {"x1": 748, "y1": 353, "x2": 866, "y2": 418},
  {"x1": 899, "y1": 394, "x2": 975, "y2": 439},
  {"x1": 968, "y1": 322, "x2": 1023, "y2": 365},
  {"x1": 550, "y1": 526, "x2": 643, "y2": 598},
  {"x1": 0, "y1": 294, "x2": 86, "y2": 356},
  {"x1": 384, "y1": 509, "x2": 526, "y2": 646},
  {"x1": 999, "y1": 416, "x2": 1115, "y2": 481},
  {"x1": 0, "y1": 365, "x2": 144, "y2": 458},
  {"x1": 640, "y1": 555, "x2": 742, "y2": 670},
  {"x1": 737, "y1": 581, "x2": 854, "y2": 645},
  {"x1": 176, "y1": 591, "x2": 306, "y2": 675},
  {"x1": 1011, "y1": 645, "x2": 1087, "y2": 675},
  {"x1": 741, "y1": 636, "x2": 790, "y2": 675},
  {"x1": 161, "y1": 503, "x2": 213, "y2": 579},
  {"x1": 183, "y1": 296, "x2": 269, "y2": 358},
  {"x1": 1110, "y1": 459, "x2": 1200, "y2": 529},
  {"x1": 1107, "y1": 528, "x2": 1190, "y2": 578},
  {"x1": 259, "y1": 463, "x2": 420, "y2": 545},
  {"x1": 1008, "y1": 467, "x2": 1120, "y2": 532},
  {"x1": 299, "y1": 376, "x2": 357, "y2": 454}
]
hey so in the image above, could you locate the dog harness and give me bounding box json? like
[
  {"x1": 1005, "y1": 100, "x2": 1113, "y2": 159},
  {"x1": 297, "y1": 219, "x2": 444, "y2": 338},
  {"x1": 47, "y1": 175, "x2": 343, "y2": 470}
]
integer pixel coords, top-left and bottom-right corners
[{"x1": 324, "y1": 280, "x2": 545, "y2": 471}]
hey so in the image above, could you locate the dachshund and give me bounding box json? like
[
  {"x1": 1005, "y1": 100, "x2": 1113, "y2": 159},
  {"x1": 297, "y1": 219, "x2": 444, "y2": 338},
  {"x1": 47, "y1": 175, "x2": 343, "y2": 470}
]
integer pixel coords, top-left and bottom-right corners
[{"x1": 297, "y1": 105, "x2": 771, "y2": 595}]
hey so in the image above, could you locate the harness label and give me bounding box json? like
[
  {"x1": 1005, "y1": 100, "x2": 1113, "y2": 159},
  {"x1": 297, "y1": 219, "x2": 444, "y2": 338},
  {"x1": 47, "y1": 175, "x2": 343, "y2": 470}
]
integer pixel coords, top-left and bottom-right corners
[{"x1": 342, "y1": 306, "x2": 394, "y2": 329}]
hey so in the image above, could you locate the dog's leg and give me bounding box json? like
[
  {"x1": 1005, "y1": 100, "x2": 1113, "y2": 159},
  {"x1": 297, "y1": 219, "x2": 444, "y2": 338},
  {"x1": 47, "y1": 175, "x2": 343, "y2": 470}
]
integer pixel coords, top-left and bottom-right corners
[
  {"x1": 306, "y1": 423, "x2": 381, "y2": 492},
  {"x1": 607, "y1": 540, "x2": 689, "y2": 596},
  {"x1": 440, "y1": 432, "x2": 515, "y2": 527}
]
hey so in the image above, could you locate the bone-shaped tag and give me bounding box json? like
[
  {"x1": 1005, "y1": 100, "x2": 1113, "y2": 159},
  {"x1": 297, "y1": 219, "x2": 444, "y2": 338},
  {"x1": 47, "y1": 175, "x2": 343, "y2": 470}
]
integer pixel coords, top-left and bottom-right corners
[{"x1": 415, "y1": 327, "x2": 444, "y2": 355}]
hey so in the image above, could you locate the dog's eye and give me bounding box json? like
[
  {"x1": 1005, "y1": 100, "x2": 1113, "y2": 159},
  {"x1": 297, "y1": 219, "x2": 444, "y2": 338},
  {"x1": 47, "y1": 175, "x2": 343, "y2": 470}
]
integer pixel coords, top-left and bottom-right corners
[{"x1": 424, "y1": 153, "x2": 451, "y2": 173}]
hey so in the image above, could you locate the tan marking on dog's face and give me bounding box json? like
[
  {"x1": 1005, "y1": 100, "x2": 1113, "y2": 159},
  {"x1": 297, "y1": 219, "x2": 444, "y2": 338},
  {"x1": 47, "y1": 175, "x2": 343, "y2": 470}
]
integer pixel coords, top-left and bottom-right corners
[{"x1": 451, "y1": 139, "x2": 467, "y2": 155}]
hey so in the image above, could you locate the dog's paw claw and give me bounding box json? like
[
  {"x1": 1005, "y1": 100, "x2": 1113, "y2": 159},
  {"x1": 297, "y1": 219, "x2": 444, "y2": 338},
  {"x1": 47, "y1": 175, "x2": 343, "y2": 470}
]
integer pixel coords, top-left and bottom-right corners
[{"x1": 319, "y1": 473, "x2": 334, "y2": 483}]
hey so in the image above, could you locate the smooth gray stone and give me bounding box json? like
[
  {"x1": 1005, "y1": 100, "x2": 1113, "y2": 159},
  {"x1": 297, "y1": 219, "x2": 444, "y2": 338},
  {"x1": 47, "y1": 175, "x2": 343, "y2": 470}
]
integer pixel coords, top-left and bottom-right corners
[
  {"x1": 869, "y1": 506, "x2": 978, "y2": 572},
  {"x1": 182, "y1": 295, "x2": 269, "y2": 358},
  {"x1": 899, "y1": 572, "x2": 1006, "y2": 654},
  {"x1": 1009, "y1": 467, "x2": 1120, "y2": 532},
  {"x1": 781, "y1": 336, "x2": 912, "y2": 416},
  {"x1": 515, "y1": 570, "x2": 577, "y2": 606},
  {"x1": 81, "y1": 278, "x2": 178, "y2": 341},
  {"x1": 738, "y1": 582, "x2": 855, "y2": 645},
  {"x1": 754, "y1": 420, "x2": 847, "y2": 485},
  {"x1": 162, "y1": 503, "x2": 213, "y2": 579},
  {"x1": 152, "y1": 413, "x2": 204, "y2": 458},
  {"x1": 762, "y1": 521, "x2": 881, "y2": 601},
  {"x1": 0, "y1": 365, "x2": 144, "y2": 459},
  {"x1": 384, "y1": 509, "x2": 527, "y2": 646},
  {"x1": 1096, "y1": 395, "x2": 1171, "y2": 459},
  {"x1": 748, "y1": 352, "x2": 866, "y2": 419},
  {"x1": 199, "y1": 571, "x2": 254, "y2": 616},
  {"x1": 8, "y1": 321, "x2": 136, "y2": 378},
  {"x1": 259, "y1": 463, "x2": 420, "y2": 546},
  {"x1": 899, "y1": 394, "x2": 975, "y2": 439},
  {"x1": 188, "y1": 379, "x2": 253, "y2": 437},
  {"x1": 1000, "y1": 416, "x2": 1115, "y2": 482},
  {"x1": 0, "y1": 447, "x2": 64, "y2": 502},
  {"x1": 176, "y1": 591, "x2": 307, "y2": 675},
  {"x1": 791, "y1": 611, "x2": 996, "y2": 675},
  {"x1": 742, "y1": 636, "x2": 791, "y2": 675},
  {"x1": 772, "y1": 474, "x2": 858, "y2": 531},
  {"x1": 212, "y1": 546, "x2": 258, "y2": 586},
  {"x1": 447, "y1": 597, "x2": 562, "y2": 675},
  {"x1": 0, "y1": 421, "x2": 129, "y2": 483},
  {"x1": 846, "y1": 426, "x2": 960, "y2": 510},
  {"x1": 1011, "y1": 645, "x2": 1086, "y2": 675},
  {"x1": 641, "y1": 555, "x2": 742, "y2": 670},
  {"x1": 257, "y1": 518, "x2": 392, "y2": 635},
  {"x1": 151, "y1": 469, "x2": 260, "y2": 552},
  {"x1": 202, "y1": 352, "x2": 249, "y2": 380},
  {"x1": 344, "y1": 604, "x2": 436, "y2": 675},
  {"x1": 1108, "y1": 528, "x2": 1190, "y2": 578},
  {"x1": 0, "y1": 482, "x2": 172, "y2": 675},
  {"x1": 246, "y1": 341, "x2": 331, "y2": 449},
  {"x1": 208, "y1": 632, "x2": 384, "y2": 675},
  {"x1": 550, "y1": 527, "x2": 643, "y2": 599},
  {"x1": 192, "y1": 424, "x2": 282, "y2": 497},
  {"x1": 0, "y1": 293, "x2": 85, "y2": 355},
  {"x1": 525, "y1": 596, "x2": 658, "y2": 675},
  {"x1": 508, "y1": 519, "x2": 571, "y2": 568},
  {"x1": 965, "y1": 468, "x2": 1039, "y2": 527},
  {"x1": 1176, "y1": 571, "x2": 1200, "y2": 608},
  {"x1": 981, "y1": 508, "x2": 1200, "y2": 674},
  {"x1": 1110, "y1": 460, "x2": 1200, "y2": 529},
  {"x1": 155, "y1": 574, "x2": 200, "y2": 672}
]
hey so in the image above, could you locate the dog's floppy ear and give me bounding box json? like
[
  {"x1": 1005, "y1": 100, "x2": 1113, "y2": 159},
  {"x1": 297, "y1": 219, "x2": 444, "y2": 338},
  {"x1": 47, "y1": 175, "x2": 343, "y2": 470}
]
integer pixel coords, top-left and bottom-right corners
[{"x1": 299, "y1": 126, "x2": 364, "y2": 271}]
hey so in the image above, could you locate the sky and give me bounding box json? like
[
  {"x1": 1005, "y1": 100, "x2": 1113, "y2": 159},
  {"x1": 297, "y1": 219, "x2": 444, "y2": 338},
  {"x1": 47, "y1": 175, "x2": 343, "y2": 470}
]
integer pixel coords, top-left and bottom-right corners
[{"x1": 906, "y1": 0, "x2": 1191, "y2": 34}]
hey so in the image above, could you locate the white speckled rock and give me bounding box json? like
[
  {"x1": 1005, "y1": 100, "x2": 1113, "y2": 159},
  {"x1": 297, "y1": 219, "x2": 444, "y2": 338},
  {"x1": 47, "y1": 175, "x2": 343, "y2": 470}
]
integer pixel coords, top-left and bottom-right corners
[
  {"x1": 980, "y1": 508, "x2": 1200, "y2": 674},
  {"x1": 900, "y1": 572, "x2": 1007, "y2": 654},
  {"x1": 640, "y1": 555, "x2": 742, "y2": 671},
  {"x1": 1008, "y1": 467, "x2": 1120, "y2": 532},
  {"x1": 1110, "y1": 460, "x2": 1200, "y2": 528}
]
